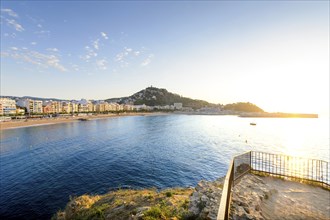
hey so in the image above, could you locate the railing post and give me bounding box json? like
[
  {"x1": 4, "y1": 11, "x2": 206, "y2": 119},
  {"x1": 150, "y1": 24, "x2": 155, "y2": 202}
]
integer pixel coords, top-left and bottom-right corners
[{"x1": 249, "y1": 151, "x2": 252, "y2": 170}]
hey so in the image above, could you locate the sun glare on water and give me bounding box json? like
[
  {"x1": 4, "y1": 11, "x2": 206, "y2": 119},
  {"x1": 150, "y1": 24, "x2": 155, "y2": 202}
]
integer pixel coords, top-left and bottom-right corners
[{"x1": 282, "y1": 126, "x2": 306, "y2": 158}]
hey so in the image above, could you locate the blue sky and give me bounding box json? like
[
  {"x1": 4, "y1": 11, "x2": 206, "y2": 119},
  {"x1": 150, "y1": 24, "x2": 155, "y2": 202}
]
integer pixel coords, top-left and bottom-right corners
[{"x1": 1, "y1": 1, "x2": 329, "y2": 114}]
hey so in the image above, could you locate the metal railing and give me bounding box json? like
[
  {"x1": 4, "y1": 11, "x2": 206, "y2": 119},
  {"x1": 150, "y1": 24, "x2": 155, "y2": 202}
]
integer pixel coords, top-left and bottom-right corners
[
  {"x1": 217, "y1": 159, "x2": 234, "y2": 220},
  {"x1": 250, "y1": 151, "x2": 330, "y2": 188},
  {"x1": 217, "y1": 151, "x2": 330, "y2": 220}
]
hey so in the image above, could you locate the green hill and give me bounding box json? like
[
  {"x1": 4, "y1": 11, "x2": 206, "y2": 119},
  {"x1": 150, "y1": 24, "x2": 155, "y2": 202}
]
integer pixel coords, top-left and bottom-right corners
[
  {"x1": 223, "y1": 102, "x2": 264, "y2": 112},
  {"x1": 106, "y1": 87, "x2": 217, "y2": 109}
]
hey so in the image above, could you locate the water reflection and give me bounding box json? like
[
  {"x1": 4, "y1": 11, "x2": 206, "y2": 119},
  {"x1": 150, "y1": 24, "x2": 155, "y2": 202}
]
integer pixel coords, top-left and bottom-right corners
[{"x1": 0, "y1": 115, "x2": 328, "y2": 219}]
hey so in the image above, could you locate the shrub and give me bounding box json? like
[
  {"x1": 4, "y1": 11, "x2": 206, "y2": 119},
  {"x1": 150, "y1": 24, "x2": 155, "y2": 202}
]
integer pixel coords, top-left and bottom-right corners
[{"x1": 165, "y1": 191, "x2": 173, "y2": 197}]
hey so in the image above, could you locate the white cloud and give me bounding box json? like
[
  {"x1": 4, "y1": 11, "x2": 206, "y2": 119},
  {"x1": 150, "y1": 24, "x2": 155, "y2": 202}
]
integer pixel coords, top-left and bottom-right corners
[
  {"x1": 31, "y1": 42, "x2": 37, "y2": 45},
  {"x1": 72, "y1": 64, "x2": 79, "y2": 71},
  {"x1": 1, "y1": 9, "x2": 18, "y2": 17},
  {"x1": 115, "y1": 47, "x2": 135, "y2": 62},
  {"x1": 47, "y1": 48, "x2": 59, "y2": 52},
  {"x1": 81, "y1": 33, "x2": 109, "y2": 62},
  {"x1": 37, "y1": 24, "x2": 42, "y2": 28},
  {"x1": 96, "y1": 59, "x2": 108, "y2": 70},
  {"x1": 141, "y1": 54, "x2": 154, "y2": 67},
  {"x1": 6, "y1": 19, "x2": 24, "y2": 32},
  {"x1": 93, "y1": 39, "x2": 100, "y2": 50},
  {"x1": 46, "y1": 54, "x2": 67, "y2": 72},
  {"x1": 2, "y1": 48, "x2": 68, "y2": 72},
  {"x1": 10, "y1": 47, "x2": 18, "y2": 50},
  {"x1": 81, "y1": 45, "x2": 98, "y2": 62},
  {"x1": 34, "y1": 30, "x2": 50, "y2": 37},
  {"x1": 114, "y1": 47, "x2": 148, "y2": 68},
  {"x1": 101, "y1": 32, "x2": 108, "y2": 40},
  {"x1": 115, "y1": 51, "x2": 126, "y2": 62}
]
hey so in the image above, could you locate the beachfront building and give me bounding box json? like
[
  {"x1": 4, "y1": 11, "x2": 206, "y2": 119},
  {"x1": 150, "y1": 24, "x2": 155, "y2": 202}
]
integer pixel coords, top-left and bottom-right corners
[
  {"x1": 198, "y1": 107, "x2": 222, "y2": 114},
  {"x1": 94, "y1": 101, "x2": 106, "y2": 113},
  {"x1": 42, "y1": 101, "x2": 62, "y2": 114},
  {"x1": 87, "y1": 102, "x2": 94, "y2": 112},
  {"x1": 43, "y1": 104, "x2": 53, "y2": 114},
  {"x1": 0, "y1": 98, "x2": 17, "y2": 115},
  {"x1": 53, "y1": 101, "x2": 62, "y2": 113},
  {"x1": 103, "y1": 102, "x2": 110, "y2": 112},
  {"x1": 78, "y1": 99, "x2": 90, "y2": 112},
  {"x1": 117, "y1": 103, "x2": 124, "y2": 111},
  {"x1": 174, "y1": 103, "x2": 183, "y2": 110},
  {"x1": 16, "y1": 107, "x2": 25, "y2": 115},
  {"x1": 71, "y1": 102, "x2": 79, "y2": 113},
  {"x1": 61, "y1": 101, "x2": 72, "y2": 114},
  {"x1": 33, "y1": 100, "x2": 43, "y2": 114},
  {"x1": 17, "y1": 99, "x2": 43, "y2": 114},
  {"x1": 133, "y1": 104, "x2": 147, "y2": 111},
  {"x1": 123, "y1": 104, "x2": 134, "y2": 111},
  {"x1": 108, "y1": 102, "x2": 117, "y2": 111}
]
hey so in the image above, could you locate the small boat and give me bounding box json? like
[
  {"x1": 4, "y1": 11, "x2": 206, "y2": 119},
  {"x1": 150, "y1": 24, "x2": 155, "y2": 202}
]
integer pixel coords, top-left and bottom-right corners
[
  {"x1": 250, "y1": 122, "x2": 256, "y2": 126},
  {"x1": 78, "y1": 118, "x2": 89, "y2": 121}
]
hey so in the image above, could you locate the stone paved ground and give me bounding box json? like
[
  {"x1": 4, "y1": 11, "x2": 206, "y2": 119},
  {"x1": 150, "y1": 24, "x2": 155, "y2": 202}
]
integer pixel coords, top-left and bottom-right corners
[{"x1": 230, "y1": 173, "x2": 330, "y2": 220}]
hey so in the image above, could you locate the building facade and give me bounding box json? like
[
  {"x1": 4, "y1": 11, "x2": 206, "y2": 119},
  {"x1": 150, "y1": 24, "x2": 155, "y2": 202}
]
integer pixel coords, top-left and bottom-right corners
[
  {"x1": 17, "y1": 99, "x2": 43, "y2": 114},
  {"x1": 0, "y1": 98, "x2": 17, "y2": 115}
]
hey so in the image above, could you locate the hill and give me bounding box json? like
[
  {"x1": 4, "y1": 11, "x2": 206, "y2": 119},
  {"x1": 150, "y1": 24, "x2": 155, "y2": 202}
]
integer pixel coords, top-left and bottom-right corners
[
  {"x1": 106, "y1": 87, "x2": 218, "y2": 109},
  {"x1": 223, "y1": 102, "x2": 264, "y2": 112}
]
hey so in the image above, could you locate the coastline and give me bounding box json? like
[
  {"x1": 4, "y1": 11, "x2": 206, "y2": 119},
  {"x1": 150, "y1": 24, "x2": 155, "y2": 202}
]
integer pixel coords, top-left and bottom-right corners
[
  {"x1": 0, "y1": 112, "x2": 169, "y2": 130},
  {"x1": 0, "y1": 111, "x2": 322, "y2": 130},
  {"x1": 52, "y1": 173, "x2": 330, "y2": 220}
]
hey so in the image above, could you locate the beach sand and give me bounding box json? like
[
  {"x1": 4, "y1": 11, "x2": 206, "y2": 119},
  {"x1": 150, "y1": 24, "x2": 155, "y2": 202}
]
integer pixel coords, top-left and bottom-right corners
[{"x1": 0, "y1": 112, "x2": 167, "y2": 130}]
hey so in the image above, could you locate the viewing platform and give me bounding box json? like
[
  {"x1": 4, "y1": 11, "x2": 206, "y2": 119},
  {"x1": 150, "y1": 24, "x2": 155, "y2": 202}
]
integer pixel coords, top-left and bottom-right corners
[{"x1": 217, "y1": 151, "x2": 330, "y2": 220}]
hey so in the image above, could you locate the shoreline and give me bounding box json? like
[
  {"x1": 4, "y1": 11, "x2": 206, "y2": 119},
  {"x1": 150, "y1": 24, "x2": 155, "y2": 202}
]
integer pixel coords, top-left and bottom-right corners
[
  {"x1": 0, "y1": 112, "x2": 169, "y2": 130},
  {"x1": 52, "y1": 173, "x2": 330, "y2": 220},
  {"x1": 0, "y1": 112, "x2": 322, "y2": 130}
]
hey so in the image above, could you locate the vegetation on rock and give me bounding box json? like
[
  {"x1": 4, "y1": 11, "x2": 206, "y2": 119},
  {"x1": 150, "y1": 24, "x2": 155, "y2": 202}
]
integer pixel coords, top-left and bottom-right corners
[
  {"x1": 52, "y1": 176, "x2": 226, "y2": 220},
  {"x1": 52, "y1": 188, "x2": 195, "y2": 220}
]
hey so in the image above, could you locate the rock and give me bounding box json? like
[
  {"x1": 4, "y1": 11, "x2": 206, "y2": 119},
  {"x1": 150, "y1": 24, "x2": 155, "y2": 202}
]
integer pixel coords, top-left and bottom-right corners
[
  {"x1": 135, "y1": 206, "x2": 150, "y2": 212},
  {"x1": 189, "y1": 178, "x2": 224, "y2": 220},
  {"x1": 244, "y1": 206, "x2": 250, "y2": 214},
  {"x1": 201, "y1": 195, "x2": 208, "y2": 202}
]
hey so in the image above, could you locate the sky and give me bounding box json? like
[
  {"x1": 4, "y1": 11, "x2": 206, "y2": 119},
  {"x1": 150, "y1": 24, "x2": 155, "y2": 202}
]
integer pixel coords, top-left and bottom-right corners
[{"x1": 0, "y1": 1, "x2": 329, "y2": 114}]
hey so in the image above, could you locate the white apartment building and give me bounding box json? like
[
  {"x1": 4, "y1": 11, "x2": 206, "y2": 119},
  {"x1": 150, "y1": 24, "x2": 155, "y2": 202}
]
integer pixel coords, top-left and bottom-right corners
[
  {"x1": 78, "y1": 99, "x2": 90, "y2": 112},
  {"x1": 0, "y1": 98, "x2": 17, "y2": 115},
  {"x1": 133, "y1": 104, "x2": 147, "y2": 111},
  {"x1": 71, "y1": 102, "x2": 79, "y2": 113},
  {"x1": 61, "y1": 101, "x2": 72, "y2": 114},
  {"x1": 123, "y1": 104, "x2": 134, "y2": 111},
  {"x1": 174, "y1": 103, "x2": 183, "y2": 110},
  {"x1": 17, "y1": 99, "x2": 43, "y2": 114}
]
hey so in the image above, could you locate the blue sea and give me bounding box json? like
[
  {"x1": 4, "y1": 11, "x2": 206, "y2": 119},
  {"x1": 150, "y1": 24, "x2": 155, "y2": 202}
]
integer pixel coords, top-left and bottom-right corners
[{"x1": 0, "y1": 115, "x2": 329, "y2": 219}]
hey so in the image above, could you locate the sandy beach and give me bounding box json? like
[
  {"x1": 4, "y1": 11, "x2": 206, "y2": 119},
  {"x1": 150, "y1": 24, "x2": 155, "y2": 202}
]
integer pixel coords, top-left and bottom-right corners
[{"x1": 0, "y1": 112, "x2": 167, "y2": 130}]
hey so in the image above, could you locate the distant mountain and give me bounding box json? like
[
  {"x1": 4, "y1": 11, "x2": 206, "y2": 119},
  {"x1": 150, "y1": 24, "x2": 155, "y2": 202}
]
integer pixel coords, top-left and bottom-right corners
[
  {"x1": 223, "y1": 102, "x2": 264, "y2": 112},
  {"x1": 2, "y1": 88, "x2": 265, "y2": 113},
  {"x1": 1, "y1": 96, "x2": 68, "y2": 102},
  {"x1": 106, "y1": 87, "x2": 218, "y2": 109}
]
